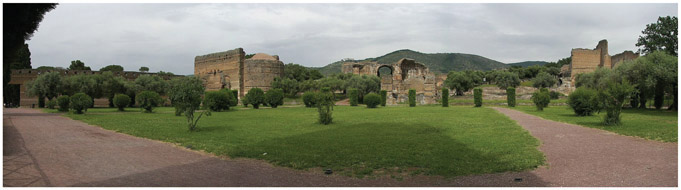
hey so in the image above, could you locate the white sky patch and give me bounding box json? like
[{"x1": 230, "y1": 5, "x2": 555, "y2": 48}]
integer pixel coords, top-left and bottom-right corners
[{"x1": 27, "y1": 3, "x2": 677, "y2": 75}]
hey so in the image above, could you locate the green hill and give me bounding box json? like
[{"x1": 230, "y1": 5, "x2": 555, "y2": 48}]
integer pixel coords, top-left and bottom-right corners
[
  {"x1": 312, "y1": 49, "x2": 511, "y2": 75},
  {"x1": 506, "y1": 61, "x2": 550, "y2": 67}
]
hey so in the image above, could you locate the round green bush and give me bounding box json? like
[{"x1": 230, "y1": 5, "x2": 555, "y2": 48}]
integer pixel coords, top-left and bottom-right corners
[
  {"x1": 204, "y1": 91, "x2": 231, "y2": 111},
  {"x1": 302, "y1": 91, "x2": 318, "y2": 108},
  {"x1": 265, "y1": 88, "x2": 284, "y2": 108},
  {"x1": 348, "y1": 88, "x2": 359, "y2": 106},
  {"x1": 57, "y1": 95, "x2": 70, "y2": 112},
  {"x1": 531, "y1": 91, "x2": 550, "y2": 111},
  {"x1": 136, "y1": 91, "x2": 163, "y2": 113},
  {"x1": 245, "y1": 88, "x2": 265, "y2": 109},
  {"x1": 113, "y1": 94, "x2": 131, "y2": 111},
  {"x1": 363, "y1": 93, "x2": 381, "y2": 108},
  {"x1": 549, "y1": 91, "x2": 562, "y2": 99},
  {"x1": 46, "y1": 99, "x2": 57, "y2": 109},
  {"x1": 70, "y1": 93, "x2": 92, "y2": 114},
  {"x1": 568, "y1": 87, "x2": 600, "y2": 116}
]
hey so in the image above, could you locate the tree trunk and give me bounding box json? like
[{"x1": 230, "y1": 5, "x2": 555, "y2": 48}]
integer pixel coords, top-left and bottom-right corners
[
  {"x1": 668, "y1": 88, "x2": 677, "y2": 111},
  {"x1": 639, "y1": 91, "x2": 647, "y2": 109}
]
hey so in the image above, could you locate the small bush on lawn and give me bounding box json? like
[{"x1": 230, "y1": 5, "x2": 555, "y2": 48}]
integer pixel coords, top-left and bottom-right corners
[
  {"x1": 349, "y1": 88, "x2": 359, "y2": 106},
  {"x1": 507, "y1": 87, "x2": 516, "y2": 107},
  {"x1": 442, "y1": 88, "x2": 449, "y2": 107},
  {"x1": 549, "y1": 91, "x2": 561, "y2": 99},
  {"x1": 531, "y1": 89, "x2": 550, "y2": 111},
  {"x1": 317, "y1": 87, "x2": 334, "y2": 125},
  {"x1": 113, "y1": 94, "x2": 131, "y2": 111},
  {"x1": 70, "y1": 93, "x2": 92, "y2": 114},
  {"x1": 474, "y1": 88, "x2": 482, "y2": 107},
  {"x1": 567, "y1": 87, "x2": 600, "y2": 116},
  {"x1": 136, "y1": 91, "x2": 163, "y2": 113},
  {"x1": 57, "y1": 95, "x2": 70, "y2": 112},
  {"x1": 204, "y1": 91, "x2": 231, "y2": 111},
  {"x1": 246, "y1": 88, "x2": 265, "y2": 109},
  {"x1": 265, "y1": 88, "x2": 284, "y2": 108},
  {"x1": 46, "y1": 99, "x2": 57, "y2": 109},
  {"x1": 380, "y1": 90, "x2": 387, "y2": 107},
  {"x1": 241, "y1": 96, "x2": 249, "y2": 107},
  {"x1": 364, "y1": 93, "x2": 381, "y2": 108},
  {"x1": 218, "y1": 89, "x2": 238, "y2": 107},
  {"x1": 230, "y1": 89, "x2": 239, "y2": 106},
  {"x1": 302, "y1": 91, "x2": 318, "y2": 107},
  {"x1": 408, "y1": 89, "x2": 416, "y2": 107},
  {"x1": 598, "y1": 78, "x2": 635, "y2": 125}
]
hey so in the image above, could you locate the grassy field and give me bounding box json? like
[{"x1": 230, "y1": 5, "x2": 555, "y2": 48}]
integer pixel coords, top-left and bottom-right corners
[
  {"x1": 513, "y1": 106, "x2": 678, "y2": 142},
  {"x1": 449, "y1": 98, "x2": 567, "y2": 105},
  {"x1": 47, "y1": 105, "x2": 545, "y2": 179}
]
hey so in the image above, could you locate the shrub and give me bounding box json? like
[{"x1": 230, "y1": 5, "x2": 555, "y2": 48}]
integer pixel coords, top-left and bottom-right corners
[
  {"x1": 363, "y1": 93, "x2": 381, "y2": 108},
  {"x1": 167, "y1": 76, "x2": 209, "y2": 131},
  {"x1": 317, "y1": 87, "x2": 334, "y2": 125},
  {"x1": 70, "y1": 93, "x2": 92, "y2": 114},
  {"x1": 230, "y1": 90, "x2": 239, "y2": 106},
  {"x1": 113, "y1": 94, "x2": 131, "y2": 111},
  {"x1": 38, "y1": 96, "x2": 45, "y2": 108},
  {"x1": 204, "y1": 91, "x2": 231, "y2": 111},
  {"x1": 136, "y1": 90, "x2": 163, "y2": 113},
  {"x1": 348, "y1": 88, "x2": 359, "y2": 106},
  {"x1": 532, "y1": 72, "x2": 558, "y2": 89},
  {"x1": 380, "y1": 90, "x2": 387, "y2": 107},
  {"x1": 568, "y1": 87, "x2": 600, "y2": 116},
  {"x1": 549, "y1": 91, "x2": 561, "y2": 99},
  {"x1": 245, "y1": 88, "x2": 265, "y2": 109},
  {"x1": 531, "y1": 90, "x2": 550, "y2": 111},
  {"x1": 46, "y1": 99, "x2": 57, "y2": 109},
  {"x1": 507, "y1": 87, "x2": 516, "y2": 107},
  {"x1": 241, "y1": 96, "x2": 249, "y2": 107},
  {"x1": 598, "y1": 78, "x2": 635, "y2": 125},
  {"x1": 441, "y1": 88, "x2": 449, "y2": 107},
  {"x1": 473, "y1": 88, "x2": 482, "y2": 107},
  {"x1": 302, "y1": 91, "x2": 318, "y2": 107},
  {"x1": 265, "y1": 88, "x2": 284, "y2": 108},
  {"x1": 57, "y1": 95, "x2": 70, "y2": 112},
  {"x1": 408, "y1": 89, "x2": 416, "y2": 107}
]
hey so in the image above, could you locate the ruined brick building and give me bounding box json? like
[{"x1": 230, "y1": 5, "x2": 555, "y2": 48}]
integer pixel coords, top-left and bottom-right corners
[
  {"x1": 565, "y1": 39, "x2": 639, "y2": 84},
  {"x1": 342, "y1": 58, "x2": 440, "y2": 105},
  {"x1": 194, "y1": 48, "x2": 284, "y2": 97}
]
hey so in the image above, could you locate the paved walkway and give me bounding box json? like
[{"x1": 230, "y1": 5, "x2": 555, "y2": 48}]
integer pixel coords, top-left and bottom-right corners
[
  {"x1": 492, "y1": 107, "x2": 677, "y2": 187},
  {"x1": 3, "y1": 107, "x2": 677, "y2": 186}
]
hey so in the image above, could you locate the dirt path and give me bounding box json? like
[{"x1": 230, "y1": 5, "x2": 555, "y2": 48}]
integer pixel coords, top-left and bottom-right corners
[{"x1": 492, "y1": 107, "x2": 677, "y2": 187}]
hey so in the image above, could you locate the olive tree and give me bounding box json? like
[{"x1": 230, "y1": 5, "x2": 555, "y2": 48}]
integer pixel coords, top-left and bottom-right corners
[{"x1": 168, "y1": 76, "x2": 210, "y2": 131}]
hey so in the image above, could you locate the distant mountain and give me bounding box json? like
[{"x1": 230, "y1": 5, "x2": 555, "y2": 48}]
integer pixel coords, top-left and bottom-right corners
[
  {"x1": 506, "y1": 61, "x2": 550, "y2": 67},
  {"x1": 312, "y1": 49, "x2": 511, "y2": 75}
]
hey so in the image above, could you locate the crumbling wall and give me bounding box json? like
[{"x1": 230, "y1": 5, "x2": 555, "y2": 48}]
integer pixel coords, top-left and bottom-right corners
[
  {"x1": 243, "y1": 53, "x2": 285, "y2": 93},
  {"x1": 195, "y1": 48, "x2": 244, "y2": 93},
  {"x1": 611, "y1": 51, "x2": 639, "y2": 68},
  {"x1": 570, "y1": 48, "x2": 602, "y2": 81}
]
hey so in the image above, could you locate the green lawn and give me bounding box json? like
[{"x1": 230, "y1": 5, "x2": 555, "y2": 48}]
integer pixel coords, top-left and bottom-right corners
[
  {"x1": 449, "y1": 98, "x2": 567, "y2": 105},
  {"x1": 513, "y1": 106, "x2": 678, "y2": 142},
  {"x1": 46, "y1": 106, "x2": 545, "y2": 178}
]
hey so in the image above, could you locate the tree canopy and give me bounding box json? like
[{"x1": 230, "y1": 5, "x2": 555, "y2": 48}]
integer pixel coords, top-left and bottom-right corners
[
  {"x1": 68, "y1": 60, "x2": 91, "y2": 70},
  {"x1": 139, "y1": 66, "x2": 149, "y2": 72},
  {"x1": 100, "y1": 65, "x2": 124, "y2": 72},
  {"x1": 636, "y1": 16, "x2": 678, "y2": 56}
]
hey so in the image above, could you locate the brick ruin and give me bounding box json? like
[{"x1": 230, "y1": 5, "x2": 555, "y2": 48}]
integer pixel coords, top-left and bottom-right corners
[
  {"x1": 342, "y1": 58, "x2": 440, "y2": 105},
  {"x1": 8, "y1": 69, "x2": 178, "y2": 107},
  {"x1": 194, "y1": 48, "x2": 284, "y2": 97},
  {"x1": 566, "y1": 39, "x2": 639, "y2": 84}
]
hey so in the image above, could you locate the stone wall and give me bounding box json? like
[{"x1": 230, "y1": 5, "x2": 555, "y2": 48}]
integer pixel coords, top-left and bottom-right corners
[
  {"x1": 195, "y1": 49, "x2": 284, "y2": 97},
  {"x1": 611, "y1": 51, "x2": 639, "y2": 68},
  {"x1": 569, "y1": 39, "x2": 638, "y2": 84},
  {"x1": 243, "y1": 54, "x2": 285, "y2": 93}
]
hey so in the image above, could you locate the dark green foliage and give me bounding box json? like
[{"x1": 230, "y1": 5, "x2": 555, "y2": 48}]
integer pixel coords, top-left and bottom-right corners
[
  {"x1": 113, "y1": 94, "x2": 131, "y2": 111},
  {"x1": 380, "y1": 90, "x2": 387, "y2": 107},
  {"x1": 284, "y1": 63, "x2": 324, "y2": 82},
  {"x1": 348, "y1": 88, "x2": 359, "y2": 106},
  {"x1": 133, "y1": 75, "x2": 168, "y2": 95},
  {"x1": 317, "y1": 87, "x2": 334, "y2": 125},
  {"x1": 265, "y1": 88, "x2": 284, "y2": 108},
  {"x1": 531, "y1": 90, "x2": 550, "y2": 111},
  {"x1": 25, "y1": 72, "x2": 63, "y2": 101},
  {"x1": 532, "y1": 72, "x2": 557, "y2": 89},
  {"x1": 345, "y1": 74, "x2": 381, "y2": 103},
  {"x1": 99, "y1": 65, "x2": 124, "y2": 72},
  {"x1": 38, "y1": 95, "x2": 45, "y2": 108},
  {"x1": 246, "y1": 88, "x2": 265, "y2": 109},
  {"x1": 302, "y1": 91, "x2": 318, "y2": 107},
  {"x1": 473, "y1": 88, "x2": 482, "y2": 107},
  {"x1": 408, "y1": 89, "x2": 416, "y2": 107},
  {"x1": 241, "y1": 96, "x2": 249, "y2": 107},
  {"x1": 204, "y1": 91, "x2": 231, "y2": 111},
  {"x1": 46, "y1": 99, "x2": 56, "y2": 109},
  {"x1": 636, "y1": 16, "x2": 678, "y2": 56},
  {"x1": 68, "y1": 60, "x2": 91, "y2": 70},
  {"x1": 441, "y1": 88, "x2": 449, "y2": 107},
  {"x1": 166, "y1": 76, "x2": 208, "y2": 131},
  {"x1": 57, "y1": 95, "x2": 69, "y2": 112},
  {"x1": 445, "y1": 71, "x2": 480, "y2": 96},
  {"x1": 568, "y1": 87, "x2": 600, "y2": 116},
  {"x1": 271, "y1": 77, "x2": 299, "y2": 97},
  {"x1": 494, "y1": 71, "x2": 521, "y2": 90},
  {"x1": 139, "y1": 66, "x2": 149, "y2": 72},
  {"x1": 136, "y1": 91, "x2": 163, "y2": 113},
  {"x1": 597, "y1": 76, "x2": 635, "y2": 126},
  {"x1": 507, "y1": 87, "x2": 516, "y2": 107},
  {"x1": 363, "y1": 93, "x2": 381, "y2": 108},
  {"x1": 70, "y1": 93, "x2": 92, "y2": 114},
  {"x1": 231, "y1": 90, "x2": 239, "y2": 106},
  {"x1": 549, "y1": 91, "x2": 561, "y2": 99}
]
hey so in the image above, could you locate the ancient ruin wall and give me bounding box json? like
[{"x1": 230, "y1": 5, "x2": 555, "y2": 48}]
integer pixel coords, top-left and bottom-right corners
[
  {"x1": 570, "y1": 48, "x2": 602, "y2": 80},
  {"x1": 194, "y1": 48, "x2": 244, "y2": 92},
  {"x1": 243, "y1": 54, "x2": 285, "y2": 93},
  {"x1": 611, "y1": 51, "x2": 639, "y2": 68}
]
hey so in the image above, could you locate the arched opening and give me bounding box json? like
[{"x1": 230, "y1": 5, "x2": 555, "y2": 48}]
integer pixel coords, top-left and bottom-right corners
[{"x1": 377, "y1": 65, "x2": 393, "y2": 77}]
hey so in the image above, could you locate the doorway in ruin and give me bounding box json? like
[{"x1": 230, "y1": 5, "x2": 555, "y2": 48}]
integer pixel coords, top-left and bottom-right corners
[
  {"x1": 377, "y1": 65, "x2": 393, "y2": 77},
  {"x1": 377, "y1": 65, "x2": 394, "y2": 92}
]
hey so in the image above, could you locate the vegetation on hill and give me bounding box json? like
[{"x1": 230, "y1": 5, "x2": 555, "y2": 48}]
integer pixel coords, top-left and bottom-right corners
[{"x1": 507, "y1": 61, "x2": 550, "y2": 67}]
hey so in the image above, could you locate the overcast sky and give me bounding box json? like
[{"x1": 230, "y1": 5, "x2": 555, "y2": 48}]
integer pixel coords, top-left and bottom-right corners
[{"x1": 27, "y1": 3, "x2": 677, "y2": 75}]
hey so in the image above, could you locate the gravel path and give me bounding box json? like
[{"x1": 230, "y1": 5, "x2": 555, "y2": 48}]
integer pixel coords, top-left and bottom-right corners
[
  {"x1": 492, "y1": 107, "x2": 677, "y2": 187},
  {"x1": 3, "y1": 107, "x2": 677, "y2": 187}
]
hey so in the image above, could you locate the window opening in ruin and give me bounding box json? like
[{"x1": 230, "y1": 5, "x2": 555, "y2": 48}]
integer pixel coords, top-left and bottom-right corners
[{"x1": 377, "y1": 65, "x2": 393, "y2": 77}]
